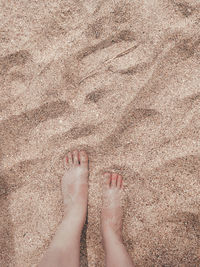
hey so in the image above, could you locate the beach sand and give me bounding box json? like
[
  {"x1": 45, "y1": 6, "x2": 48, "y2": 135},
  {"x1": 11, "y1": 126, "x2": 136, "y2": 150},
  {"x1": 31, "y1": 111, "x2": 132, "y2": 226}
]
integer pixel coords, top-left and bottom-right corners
[{"x1": 0, "y1": 0, "x2": 200, "y2": 266}]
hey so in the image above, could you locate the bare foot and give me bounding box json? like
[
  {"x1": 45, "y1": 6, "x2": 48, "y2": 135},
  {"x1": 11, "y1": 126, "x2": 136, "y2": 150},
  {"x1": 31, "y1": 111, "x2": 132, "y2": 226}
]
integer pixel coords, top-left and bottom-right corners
[
  {"x1": 62, "y1": 150, "x2": 89, "y2": 227},
  {"x1": 101, "y1": 172, "x2": 123, "y2": 243},
  {"x1": 38, "y1": 150, "x2": 89, "y2": 267}
]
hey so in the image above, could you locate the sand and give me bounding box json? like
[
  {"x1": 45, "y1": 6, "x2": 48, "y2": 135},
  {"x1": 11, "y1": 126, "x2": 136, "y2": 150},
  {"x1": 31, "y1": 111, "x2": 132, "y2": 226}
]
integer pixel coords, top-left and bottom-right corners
[{"x1": 0, "y1": 0, "x2": 200, "y2": 266}]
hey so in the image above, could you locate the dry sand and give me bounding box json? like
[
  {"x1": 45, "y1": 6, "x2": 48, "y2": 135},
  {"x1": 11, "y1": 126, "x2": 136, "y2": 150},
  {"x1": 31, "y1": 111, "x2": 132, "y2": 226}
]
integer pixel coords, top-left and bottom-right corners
[{"x1": 0, "y1": 0, "x2": 200, "y2": 266}]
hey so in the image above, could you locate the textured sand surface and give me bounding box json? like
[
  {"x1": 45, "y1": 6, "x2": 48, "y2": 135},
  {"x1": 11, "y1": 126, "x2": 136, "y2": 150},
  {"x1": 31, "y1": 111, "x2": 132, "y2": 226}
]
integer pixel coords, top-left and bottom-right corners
[{"x1": 0, "y1": 0, "x2": 200, "y2": 266}]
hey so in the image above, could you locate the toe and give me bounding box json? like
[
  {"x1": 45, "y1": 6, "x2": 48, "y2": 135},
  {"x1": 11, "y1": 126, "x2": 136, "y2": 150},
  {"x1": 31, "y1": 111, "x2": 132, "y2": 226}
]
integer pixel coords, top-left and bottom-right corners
[
  {"x1": 111, "y1": 173, "x2": 118, "y2": 187},
  {"x1": 73, "y1": 150, "x2": 79, "y2": 165},
  {"x1": 79, "y1": 150, "x2": 88, "y2": 167},
  {"x1": 103, "y1": 172, "x2": 111, "y2": 188},
  {"x1": 63, "y1": 156, "x2": 69, "y2": 168},
  {"x1": 117, "y1": 175, "x2": 122, "y2": 189},
  {"x1": 67, "y1": 152, "x2": 73, "y2": 165}
]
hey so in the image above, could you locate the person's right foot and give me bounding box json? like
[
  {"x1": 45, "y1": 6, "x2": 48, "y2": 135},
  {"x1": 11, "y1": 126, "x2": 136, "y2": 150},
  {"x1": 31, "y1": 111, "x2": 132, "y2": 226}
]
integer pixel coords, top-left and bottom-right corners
[{"x1": 101, "y1": 172, "x2": 123, "y2": 243}]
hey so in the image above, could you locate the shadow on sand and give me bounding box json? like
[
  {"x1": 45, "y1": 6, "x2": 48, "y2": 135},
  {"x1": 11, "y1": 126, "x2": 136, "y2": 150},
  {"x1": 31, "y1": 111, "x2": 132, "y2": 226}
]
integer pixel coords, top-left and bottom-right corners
[
  {"x1": 80, "y1": 211, "x2": 88, "y2": 267},
  {"x1": 0, "y1": 173, "x2": 15, "y2": 266}
]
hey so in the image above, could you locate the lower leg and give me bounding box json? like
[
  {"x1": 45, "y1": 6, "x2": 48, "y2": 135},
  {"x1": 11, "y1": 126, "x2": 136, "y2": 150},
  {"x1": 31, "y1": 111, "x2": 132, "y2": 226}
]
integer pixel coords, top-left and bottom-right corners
[
  {"x1": 103, "y1": 231, "x2": 134, "y2": 267},
  {"x1": 38, "y1": 211, "x2": 83, "y2": 267},
  {"x1": 101, "y1": 173, "x2": 134, "y2": 267}
]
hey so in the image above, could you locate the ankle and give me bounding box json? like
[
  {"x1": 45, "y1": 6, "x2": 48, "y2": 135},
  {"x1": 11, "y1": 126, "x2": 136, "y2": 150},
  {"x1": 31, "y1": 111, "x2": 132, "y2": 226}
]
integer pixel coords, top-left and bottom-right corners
[
  {"x1": 63, "y1": 207, "x2": 87, "y2": 229},
  {"x1": 102, "y1": 226, "x2": 123, "y2": 244}
]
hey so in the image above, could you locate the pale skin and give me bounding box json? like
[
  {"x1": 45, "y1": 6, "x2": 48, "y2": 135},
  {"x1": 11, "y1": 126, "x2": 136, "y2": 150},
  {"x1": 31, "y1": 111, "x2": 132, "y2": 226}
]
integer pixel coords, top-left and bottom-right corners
[{"x1": 38, "y1": 150, "x2": 134, "y2": 267}]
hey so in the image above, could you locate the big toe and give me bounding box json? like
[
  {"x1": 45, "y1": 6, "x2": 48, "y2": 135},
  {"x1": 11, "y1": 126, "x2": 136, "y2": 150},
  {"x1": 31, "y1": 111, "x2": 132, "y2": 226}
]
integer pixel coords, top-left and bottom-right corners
[
  {"x1": 79, "y1": 151, "x2": 89, "y2": 167},
  {"x1": 103, "y1": 173, "x2": 111, "y2": 188}
]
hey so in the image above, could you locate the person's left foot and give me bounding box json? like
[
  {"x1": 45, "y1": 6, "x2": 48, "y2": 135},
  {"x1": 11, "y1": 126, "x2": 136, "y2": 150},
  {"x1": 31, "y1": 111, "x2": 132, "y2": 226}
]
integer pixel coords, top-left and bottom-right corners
[{"x1": 62, "y1": 150, "x2": 89, "y2": 227}]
